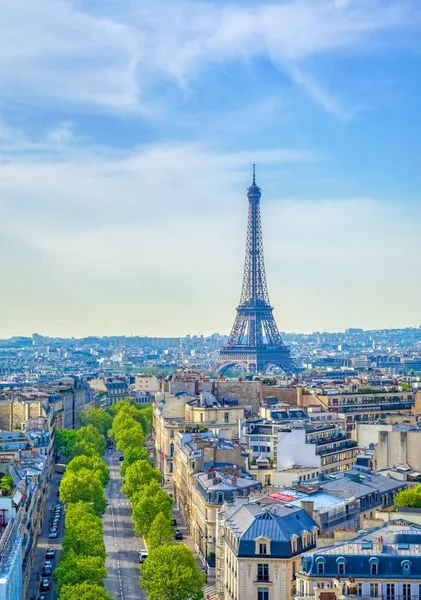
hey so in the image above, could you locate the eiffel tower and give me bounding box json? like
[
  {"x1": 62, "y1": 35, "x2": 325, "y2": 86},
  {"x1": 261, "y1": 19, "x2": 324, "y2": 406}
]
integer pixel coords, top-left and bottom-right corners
[{"x1": 217, "y1": 166, "x2": 298, "y2": 375}]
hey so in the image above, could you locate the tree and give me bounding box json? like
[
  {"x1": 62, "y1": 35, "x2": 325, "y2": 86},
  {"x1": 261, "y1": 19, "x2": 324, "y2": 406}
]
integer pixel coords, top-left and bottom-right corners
[
  {"x1": 62, "y1": 517, "x2": 105, "y2": 558},
  {"x1": 0, "y1": 475, "x2": 13, "y2": 493},
  {"x1": 122, "y1": 460, "x2": 161, "y2": 498},
  {"x1": 55, "y1": 429, "x2": 77, "y2": 457},
  {"x1": 116, "y1": 424, "x2": 144, "y2": 454},
  {"x1": 60, "y1": 468, "x2": 107, "y2": 515},
  {"x1": 65, "y1": 455, "x2": 110, "y2": 486},
  {"x1": 72, "y1": 425, "x2": 106, "y2": 457},
  {"x1": 54, "y1": 550, "x2": 106, "y2": 593},
  {"x1": 137, "y1": 404, "x2": 153, "y2": 435},
  {"x1": 59, "y1": 582, "x2": 113, "y2": 600},
  {"x1": 131, "y1": 482, "x2": 173, "y2": 537},
  {"x1": 78, "y1": 409, "x2": 113, "y2": 437},
  {"x1": 140, "y1": 543, "x2": 206, "y2": 600},
  {"x1": 395, "y1": 485, "x2": 421, "y2": 508},
  {"x1": 146, "y1": 513, "x2": 174, "y2": 550},
  {"x1": 65, "y1": 502, "x2": 103, "y2": 531},
  {"x1": 120, "y1": 445, "x2": 150, "y2": 477}
]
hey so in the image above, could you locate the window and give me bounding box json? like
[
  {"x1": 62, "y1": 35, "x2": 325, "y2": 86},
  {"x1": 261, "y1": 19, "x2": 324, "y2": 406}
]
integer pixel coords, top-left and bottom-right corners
[
  {"x1": 338, "y1": 561, "x2": 345, "y2": 575},
  {"x1": 402, "y1": 560, "x2": 412, "y2": 576},
  {"x1": 169, "y1": 462, "x2": 173, "y2": 473},
  {"x1": 170, "y1": 429, "x2": 174, "y2": 438},
  {"x1": 259, "y1": 543, "x2": 267, "y2": 555},
  {"x1": 200, "y1": 413, "x2": 204, "y2": 422},
  {"x1": 257, "y1": 587, "x2": 269, "y2": 600},
  {"x1": 386, "y1": 584, "x2": 395, "y2": 600},
  {"x1": 357, "y1": 583, "x2": 363, "y2": 597},
  {"x1": 224, "y1": 412, "x2": 229, "y2": 423},
  {"x1": 170, "y1": 443, "x2": 174, "y2": 457},
  {"x1": 317, "y1": 562, "x2": 324, "y2": 575},
  {"x1": 257, "y1": 564, "x2": 269, "y2": 582},
  {"x1": 370, "y1": 562, "x2": 378, "y2": 576},
  {"x1": 291, "y1": 536, "x2": 297, "y2": 553},
  {"x1": 370, "y1": 584, "x2": 378, "y2": 598},
  {"x1": 403, "y1": 584, "x2": 411, "y2": 600}
]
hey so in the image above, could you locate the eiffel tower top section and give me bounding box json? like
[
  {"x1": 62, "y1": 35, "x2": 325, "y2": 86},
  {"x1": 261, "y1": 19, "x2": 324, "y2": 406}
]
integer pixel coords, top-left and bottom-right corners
[{"x1": 239, "y1": 164, "x2": 271, "y2": 308}]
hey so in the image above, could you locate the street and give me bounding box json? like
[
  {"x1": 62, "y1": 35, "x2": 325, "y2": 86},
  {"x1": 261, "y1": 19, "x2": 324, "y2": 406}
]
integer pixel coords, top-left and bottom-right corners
[
  {"x1": 26, "y1": 472, "x2": 63, "y2": 600},
  {"x1": 104, "y1": 451, "x2": 146, "y2": 600}
]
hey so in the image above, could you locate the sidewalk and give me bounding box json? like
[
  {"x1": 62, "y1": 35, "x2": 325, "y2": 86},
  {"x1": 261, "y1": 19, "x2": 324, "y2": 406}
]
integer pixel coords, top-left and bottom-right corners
[
  {"x1": 171, "y1": 504, "x2": 218, "y2": 600},
  {"x1": 26, "y1": 472, "x2": 63, "y2": 600}
]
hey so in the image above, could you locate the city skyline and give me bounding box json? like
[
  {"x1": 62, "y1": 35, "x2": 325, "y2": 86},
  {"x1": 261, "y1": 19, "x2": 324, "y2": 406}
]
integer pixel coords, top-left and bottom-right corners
[{"x1": 1, "y1": 0, "x2": 420, "y2": 338}]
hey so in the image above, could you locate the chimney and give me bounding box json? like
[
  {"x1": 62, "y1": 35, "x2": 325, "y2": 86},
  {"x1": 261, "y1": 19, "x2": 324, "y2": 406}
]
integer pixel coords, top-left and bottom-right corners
[
  {"x1": 195, "y1": 380, "x2": 200, "y2": 396},
  {"x1": 301, "y1": 499, "x2": 314, "y2": 520},
  {"x1": 377, "y1": 536, "x2": 383, "y2": 553},
  {"x1": 297, "y1": 387, "x2": 303, "y2": 408},
  {"x1": 232, "y1": 476, "x2": 238, "y2": 486}
]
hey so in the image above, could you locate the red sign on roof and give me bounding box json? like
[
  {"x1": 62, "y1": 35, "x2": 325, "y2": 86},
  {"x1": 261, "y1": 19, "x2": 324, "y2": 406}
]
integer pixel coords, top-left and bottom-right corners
[{"x1": 269, "y1": 493, "x2": 296, "y2": 502}]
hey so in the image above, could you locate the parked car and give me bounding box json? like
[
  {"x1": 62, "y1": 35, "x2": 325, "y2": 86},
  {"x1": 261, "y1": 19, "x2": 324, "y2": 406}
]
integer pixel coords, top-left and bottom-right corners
[
  {"x1": 42, "y1": 564, "x2": 52, "y2": 576},
  {"x1": 40, "y1": 579, "x2": 50, "y2": 591},
  {"x1": 174, "y1": 528, "x2": 183, "y2": 540},
  {"x1": 49, "y1": 530, "x2": 58, "y2": 539},
  {"x1": 45, "y1": 549, "x2": 55, "y2": 559},
  {"x1": 118, "y1": 456, "x2": 124, "y2": 462},
  {"x1": 138, "y1": 549, "x2": 148, "y2": 563}
]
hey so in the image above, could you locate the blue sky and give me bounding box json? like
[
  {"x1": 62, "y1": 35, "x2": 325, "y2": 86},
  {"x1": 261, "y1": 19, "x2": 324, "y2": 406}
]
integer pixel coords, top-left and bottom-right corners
[{"x1": 0, "y1": 0, "x2": 420, "y2": 337}]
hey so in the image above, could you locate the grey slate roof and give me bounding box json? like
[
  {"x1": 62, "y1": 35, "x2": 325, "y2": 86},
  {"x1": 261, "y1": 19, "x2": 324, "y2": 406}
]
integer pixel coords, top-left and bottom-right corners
[
  {"x1": 301, "y1": 524, "x2": 421, "y2": 579},
  {"x1": 226, "y1": 503, "x2": 317, "y2": 558}
]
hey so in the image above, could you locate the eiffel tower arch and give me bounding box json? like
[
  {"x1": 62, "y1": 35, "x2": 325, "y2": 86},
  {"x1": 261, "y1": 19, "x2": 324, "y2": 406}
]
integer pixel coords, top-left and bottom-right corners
[{"x1": 217, "y1": 166, "x2": 298, "y2": 375}]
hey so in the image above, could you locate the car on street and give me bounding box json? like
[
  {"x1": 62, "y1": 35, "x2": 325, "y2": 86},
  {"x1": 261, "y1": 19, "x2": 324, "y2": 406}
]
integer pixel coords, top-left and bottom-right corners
[
  {"x1": 49, "y1": 530, "x2": 58, "y2": 539},
  {"x1": 174, "y1": 528, "x2": 183, "y2": 540},
  {"x1": 118, "y1": 456, "x2": 124, "y2": 461},
  {"x1": 45, "y1": 549, "x2": 55, "y2": 559},
  {"x1": 42, "y1": 564, "x2": 52, "y2": 576},
  {"x1": 138, "y1": 549, "x2": 148, "y2": 563},
  {"x1": 40, "y1": 579, "x2": 50, "y2": 591},
  {"x1": 38, "y1": 595, "x2": 46, "y2": 600}
]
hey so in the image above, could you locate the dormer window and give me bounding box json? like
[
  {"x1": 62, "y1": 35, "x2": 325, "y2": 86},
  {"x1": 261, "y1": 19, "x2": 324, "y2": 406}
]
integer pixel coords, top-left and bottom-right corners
[
  {"x1": 336, "y1": 557, "x2": 346, "y2": 576},
  {"x1": 259, "y1": 543, "x2": 267, "y2": 555},
  {"x1": 401, "y1": 560, "x2": 412, "y2": 576},
  {"x1": 316, "y1": 558, "x2": 325, "y2": 575},
  {"x1": 291, "y1": 535, "x2": 298, "y2": 553}
]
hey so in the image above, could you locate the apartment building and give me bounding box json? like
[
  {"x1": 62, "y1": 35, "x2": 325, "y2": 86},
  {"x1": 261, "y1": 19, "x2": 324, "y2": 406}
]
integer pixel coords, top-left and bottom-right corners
[
  {"x1": 154, "y1": 391, "x2": 245, "y2": 489},
  {"x1": 217, "y1": 501, "x2": 317, "y2": 600},
  {"x1": 0, "y1": 519, "x2": 22, "y2": 600},
  {"x1": 277, "y1": 424, "x2": 358, "y2": 476},
  {"x1": 302, "y1": 388, "x2": 414, "y2": 433},
  {"x1": 296, "y1": 522, "x2": 421, "y2": 600},
  {"x1": 191, "y1": 466, "x2": 262, "y2": 567}
]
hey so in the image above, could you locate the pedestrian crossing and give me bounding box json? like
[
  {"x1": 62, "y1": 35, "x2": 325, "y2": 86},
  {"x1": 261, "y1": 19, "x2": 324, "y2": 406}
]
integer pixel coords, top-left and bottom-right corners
[{"x1": 203, "y1": 584, "x2": 218, "y2": 600}]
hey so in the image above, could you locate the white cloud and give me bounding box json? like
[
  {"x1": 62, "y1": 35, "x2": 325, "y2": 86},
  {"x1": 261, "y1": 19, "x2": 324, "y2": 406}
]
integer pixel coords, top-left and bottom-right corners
[{"x1": 0, "y1": 0, "x2": 417, "y2": 115}]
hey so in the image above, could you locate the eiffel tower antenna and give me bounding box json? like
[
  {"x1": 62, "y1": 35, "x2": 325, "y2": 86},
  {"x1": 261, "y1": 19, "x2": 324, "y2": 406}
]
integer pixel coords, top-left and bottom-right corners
[{"x1": 217, "y1": 166, "x2": 298, "y2": 375}]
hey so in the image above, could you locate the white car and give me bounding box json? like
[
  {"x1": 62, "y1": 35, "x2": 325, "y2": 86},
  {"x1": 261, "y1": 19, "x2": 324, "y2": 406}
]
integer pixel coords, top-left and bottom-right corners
[{"x1": 138, "y1": 549, "x2": 148, "y2": 563}]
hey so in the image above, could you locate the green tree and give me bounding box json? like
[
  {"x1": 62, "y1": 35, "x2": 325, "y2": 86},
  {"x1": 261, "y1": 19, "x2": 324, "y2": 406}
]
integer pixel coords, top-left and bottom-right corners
[
  {"x1": 78, "y1": 409, "x2": 113, "y2": 437},
  {"x1": 59, "y1": 582, "x2": 113, "y2": 600},
  {"x1": 140, "y1": 543, "x2": 205, "y2": 600},
  {"x1": 0, "y1": 475, "x2": 13, "y2": 493},
  {"x1": 116, "y1": 424, "x2": 144, "y2": 454},
  {"x1": 132, "y1": 482, "x2": 173, "y2": 537},
  {"x1": 65, "y1": 502, "x2": 103, "y2": 531},
  {"x1": 54, "y1": 549, "x2": 106, "y2": 593},
  {"x1": 146, "y1": 512, "x2": 174, "y2": 550},
  {"x1": 60, "y1": 468, "x2": 107, "y2": 515},
  {"x1": 55, "y1": 429, "x2": 77, "y2": 457},
  {"x1": 72, "y1": 425, "x2": 106, "y2": 457},
  {"x1": 122, "y1": 460, "x2": 161, "y2": 498},
  {"x1": 62, "y1": 517, "x2": 105, "y2": 558},
  {"x1": 65, "y1": 455, "x2": 110, "y2": 486},
  {"x1": 395, "y1": 485, "x2": 421, "y2": 508},
  {"x1": 120, "y1": 445, "x2": 150, "y2": 477},
  {"x1": 137, "y1": 404, "x2": 153, "y2": 435}
]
